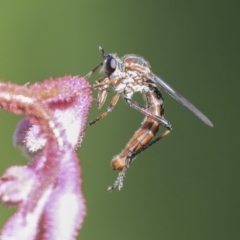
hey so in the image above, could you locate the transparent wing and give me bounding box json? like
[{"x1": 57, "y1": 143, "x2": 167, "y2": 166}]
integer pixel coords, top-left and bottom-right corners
[{"x1": 152, "y1": 73, "x2": 213, "y2": 127}]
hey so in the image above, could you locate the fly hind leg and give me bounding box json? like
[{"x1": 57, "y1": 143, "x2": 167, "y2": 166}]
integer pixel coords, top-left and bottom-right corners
[
  {"x1": 107, "y1": 129, "x2": 171, "y2": 191},
  {"x1": 125, "y1": 98, "x2": 172, "y2": 130},
  {"x1": 108, "y1": 168, "x2": 127, "y2": 191},
  {"x1": 129, "y1": 129, "x2": 171, "y2": 161}
]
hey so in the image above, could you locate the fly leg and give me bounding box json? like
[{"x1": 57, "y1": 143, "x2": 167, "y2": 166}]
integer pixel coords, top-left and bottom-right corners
[
  {"x1": 108, "y1": 98, "x2": 172, "y2": 191},
  {"x1": 128, "y1": 129, "x2": 171, "y2": 161},
  {"x1": 125, "y1": 98, "x2": 172, "y2": 130},
  {"x1": 125, "y1": 97, "x2": 172, "y2": 169},
  {"x1": 108, "y1": 168, "x2": 127, "y2": 191},
  {"x1": 84, "y1": 77, "x2": 121, "y2": 132},
  {"x1": 107, "y1": 129, "x2": 171, "y2": 191},
  {"x1": 84, "y1": 94, "x2": 120, "y2": 131},
  {"x1": 84, "y1": 62, "x2": 103, "y2": 79}
]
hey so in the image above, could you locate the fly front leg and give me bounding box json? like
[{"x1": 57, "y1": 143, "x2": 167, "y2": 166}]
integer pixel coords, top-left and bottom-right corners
[
  {"x1": 84, "y1": 94, "x2": 120, "y2": 131},
  {"x1": 93, "y1": 78, "x2": 119, "y2": 89},
  {"x1": 125, "y1": 98, "x2": 172, "y2": 130},
  {"x1": 84, "y1": 62, "x2": 103, "y2": 79}
]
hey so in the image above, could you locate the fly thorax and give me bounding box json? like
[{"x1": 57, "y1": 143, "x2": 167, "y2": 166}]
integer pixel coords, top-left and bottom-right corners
[
  {"x1": 132, "y1": 84, "x2": 149, "y2": 93},
  {"x1": 110, "y1": 71, "x2": 128, "y2": 94},
  {"x1": 124, "y1": 86, "x2": 135, "y2": 97},
  {"x1": 113, "y1": 81, "x2": 127, "y2": 94}
]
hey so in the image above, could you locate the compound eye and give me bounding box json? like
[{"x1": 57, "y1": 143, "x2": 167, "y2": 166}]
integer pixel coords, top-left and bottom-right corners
[{"x1": 105, "y1": 56, "x2": 116, "y2": 74}]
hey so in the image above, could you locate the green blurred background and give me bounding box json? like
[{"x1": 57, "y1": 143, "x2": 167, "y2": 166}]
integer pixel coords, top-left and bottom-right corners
[{"x1": 0, "y1": 1, "x2": 239, "y2": 240}]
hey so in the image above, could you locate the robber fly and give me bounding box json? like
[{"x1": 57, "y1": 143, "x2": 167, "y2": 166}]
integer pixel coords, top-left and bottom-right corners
[{"x1": 85, "y1": 46, "x2": 213, "y2": 191}]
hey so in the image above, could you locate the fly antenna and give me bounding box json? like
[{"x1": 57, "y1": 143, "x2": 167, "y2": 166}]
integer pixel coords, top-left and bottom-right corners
[{"x1": 99, "y1": 46, "x2": 105, "y2": 58}]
